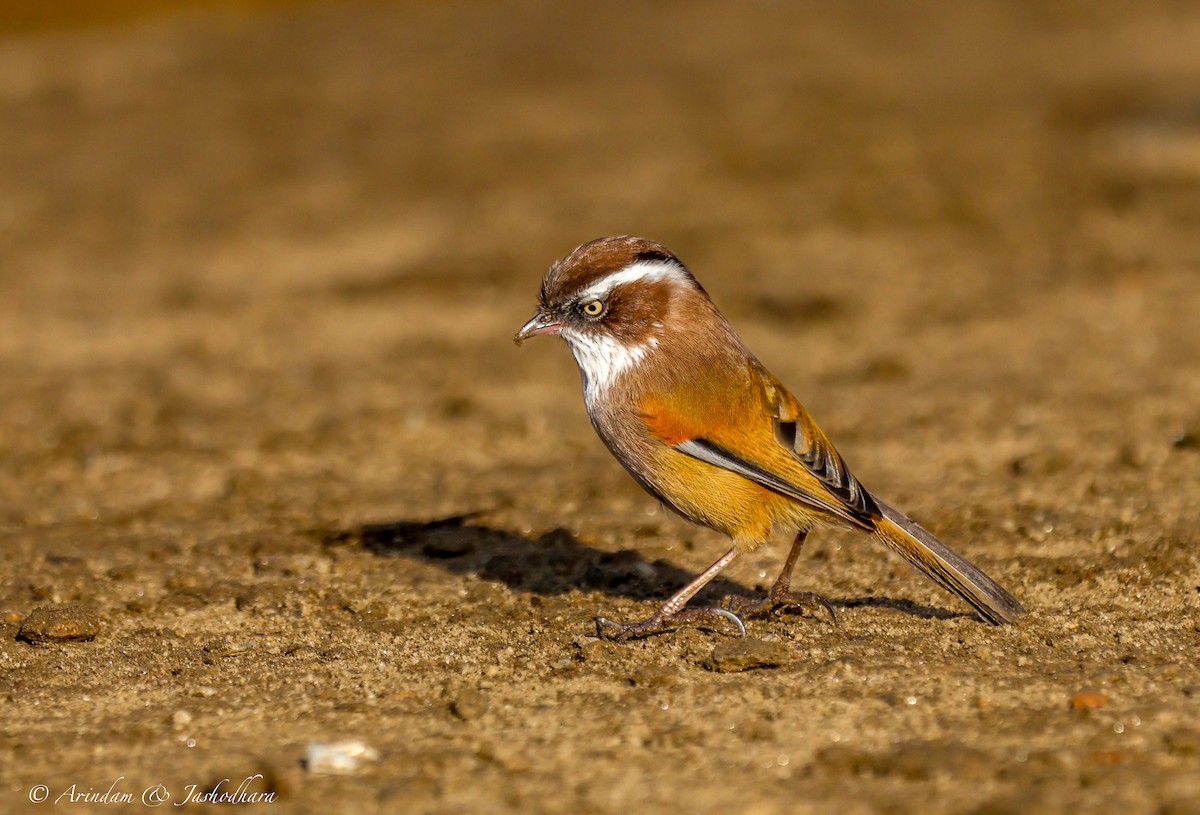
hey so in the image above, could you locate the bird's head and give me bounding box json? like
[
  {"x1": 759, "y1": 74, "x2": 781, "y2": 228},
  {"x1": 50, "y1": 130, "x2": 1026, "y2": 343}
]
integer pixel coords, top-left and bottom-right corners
[{"x1": 514, "y1": 236, "x2": 706, "y2": 399}]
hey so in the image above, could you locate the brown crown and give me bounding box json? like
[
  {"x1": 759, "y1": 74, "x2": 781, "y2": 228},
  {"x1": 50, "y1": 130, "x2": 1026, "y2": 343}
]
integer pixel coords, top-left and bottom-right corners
[{"x1": 539, "y1": 236, "x2": 696, "y2": 308}]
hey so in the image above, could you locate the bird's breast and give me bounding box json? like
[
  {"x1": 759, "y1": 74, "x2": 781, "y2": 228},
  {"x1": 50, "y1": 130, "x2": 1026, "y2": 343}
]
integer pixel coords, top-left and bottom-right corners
[{"x1": 587, "y1": 402, "x2": 790, "y2": 548}]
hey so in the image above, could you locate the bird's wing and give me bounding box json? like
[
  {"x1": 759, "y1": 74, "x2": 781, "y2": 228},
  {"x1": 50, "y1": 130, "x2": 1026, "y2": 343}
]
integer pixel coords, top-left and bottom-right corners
[
  {"x1": 751, "y1": 360, "x2": 879, "y2": 522},
  {"x1": 637, "y1": 359, "x2": 877, "y2": 530},
  {"x1": 638, "y1": 359, "x2": 1024, "y2": 624}
]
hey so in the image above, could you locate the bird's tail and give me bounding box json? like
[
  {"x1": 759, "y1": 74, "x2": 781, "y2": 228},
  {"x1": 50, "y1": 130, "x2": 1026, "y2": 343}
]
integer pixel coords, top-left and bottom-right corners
[{"x1": 869, "y1": 498, "x2": 1023, "y2": 625}]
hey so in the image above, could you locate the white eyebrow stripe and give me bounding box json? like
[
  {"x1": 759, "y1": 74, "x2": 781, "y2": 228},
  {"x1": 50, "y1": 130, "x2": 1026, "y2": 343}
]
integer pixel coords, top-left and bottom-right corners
[{"x1": 575, "y1": 260, "x2": 687, "y2": 301}]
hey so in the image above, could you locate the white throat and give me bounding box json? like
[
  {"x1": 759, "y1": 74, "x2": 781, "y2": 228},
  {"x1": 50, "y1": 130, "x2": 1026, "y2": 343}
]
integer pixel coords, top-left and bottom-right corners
[
  {"x1": 561, "y1": 329, "x2": 650, "y2": 409},
  {"x1": 557, "y1": 258, "x2": 683, "y2": 408}
]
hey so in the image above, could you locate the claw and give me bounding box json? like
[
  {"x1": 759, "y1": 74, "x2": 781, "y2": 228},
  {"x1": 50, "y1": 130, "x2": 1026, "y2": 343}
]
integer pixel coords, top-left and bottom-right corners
[
  {"x1": 708, "y1": 607, "x2": 747, "y2": 638},
  {"x1": 724, "y1": 589, "x2": 837, "y2": 626},
  {"x1": 594, "y1": 547, "x2": 747, "y2": 642},
  {"x1": 594, "y1": 606, "x2": 747, "y2": 642},
  {"x1": 595, "y1": 616, "x2": 628, "y2": 641},
  {"x1": 807, "y1": 594, "x2": 838, "y2": 626}
]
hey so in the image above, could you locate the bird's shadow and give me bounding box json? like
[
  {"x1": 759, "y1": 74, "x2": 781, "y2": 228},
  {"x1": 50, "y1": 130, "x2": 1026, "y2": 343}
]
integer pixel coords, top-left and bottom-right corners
[
  {"x1": 322, "y1": 515, "x2": 746, "y2": 604},
  {"x1": 322, "y1": 515, "x2": 963, "y2": 622}
]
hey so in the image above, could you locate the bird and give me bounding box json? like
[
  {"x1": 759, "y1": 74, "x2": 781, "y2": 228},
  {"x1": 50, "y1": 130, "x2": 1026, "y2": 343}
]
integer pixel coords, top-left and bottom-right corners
[{"x1": 514, "y1": 236, "x2": 1023, "y2": 641}]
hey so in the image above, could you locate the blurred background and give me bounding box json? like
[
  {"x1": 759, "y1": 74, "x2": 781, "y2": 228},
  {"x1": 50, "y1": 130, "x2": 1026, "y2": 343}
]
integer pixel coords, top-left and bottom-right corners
[
  {"x1": 3, "y1": 0, "x2": 1198, "y2": 529},
  {"x1": 2, "y1": 2, "x2": 1199, "y2": 813}
]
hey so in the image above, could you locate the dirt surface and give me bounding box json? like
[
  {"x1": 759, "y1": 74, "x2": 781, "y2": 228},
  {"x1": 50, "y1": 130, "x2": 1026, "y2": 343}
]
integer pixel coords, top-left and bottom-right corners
[{"x1": 2, "y1": 2, "x2": 1200, "y2": 813}]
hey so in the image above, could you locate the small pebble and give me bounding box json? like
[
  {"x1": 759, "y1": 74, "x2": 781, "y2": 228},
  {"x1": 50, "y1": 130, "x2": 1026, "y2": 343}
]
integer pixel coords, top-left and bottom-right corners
[
  {"x1": 1070, "y1": 689, "x2": 1110, "y2": 710},
  {"x1": 1172, "y1": 430, "x2": 1199, "y2": 450},
  {"x1": 235, "y1": 587, "x2": 296, "y2": 615},
  {"x1": 809, "y1": 744, "x2": 876, "y2": 776},
  {"x1": 17, "y1": 605, "x2": 101, "y2": 644},
  {"x1": 705, "y1": 639, "x2": 792, "y2": 672},
  {"x1": 352, "y1": 602, "x2": 389, "y2": 621},
  {"x1": 1160, "y1": 798, "x2": 1200, "y2": 815},
  {"x1": 628, "y1": 665, "x2": 680, "y2": 687},
  {"x1": 477, "y1": 742, "x2": 532, "y2": 772},
  {"x1": 873, "y1": 741, "x2": 991, "y2": 781},
  {"x1": 1009, "y1": 449, "x2": 1072, "y2": 476},
  {"x1": 1164, "y1": 728, "x2": 1200, "y2": 756},
  {"x1": 304, "y1": 740, "x2": 380, "y2": 775},
  {"x1": 449, "y1": 689, "x2": 489, "y2": 721},
  {"x1": 812, "y1": 741, "x2": 989, "y2": 780}
]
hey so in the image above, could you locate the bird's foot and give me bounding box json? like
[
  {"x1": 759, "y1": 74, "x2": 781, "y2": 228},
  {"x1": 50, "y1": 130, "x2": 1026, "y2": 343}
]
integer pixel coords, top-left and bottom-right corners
[
  {"x1": 723, "y1": 587, "x2": 837, "y2": 625},
  {"x1": 595, "y1": 605, "x2": 746, "y2": 642}
]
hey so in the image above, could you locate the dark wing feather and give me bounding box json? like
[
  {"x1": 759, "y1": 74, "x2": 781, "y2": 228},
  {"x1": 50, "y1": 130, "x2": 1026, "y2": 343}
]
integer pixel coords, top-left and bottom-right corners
[
  {"x1": 755, "y1": 362, "x2": 879, "y2": 521},
  {"x1": 649, "y1": 358, "x2": 879, "y2": 530},
  {"x1": 675, "y1": 438, "x2": 873, "y2": 530}
]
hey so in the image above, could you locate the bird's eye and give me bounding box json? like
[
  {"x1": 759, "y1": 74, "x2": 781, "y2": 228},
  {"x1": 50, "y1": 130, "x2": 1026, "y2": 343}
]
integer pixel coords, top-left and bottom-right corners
[{"x1": 581, "y1": 299, "x2": 605, "y2": 318}]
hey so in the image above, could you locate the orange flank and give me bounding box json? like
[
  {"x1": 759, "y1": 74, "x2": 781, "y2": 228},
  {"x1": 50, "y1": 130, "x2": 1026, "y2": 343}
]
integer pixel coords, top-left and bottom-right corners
[
  {"x1": 635, "y1": 388, "x2": 829, "y2": 548},
  {"x1": 637, "y1": 395, "x2": 699, "y2": 446}
]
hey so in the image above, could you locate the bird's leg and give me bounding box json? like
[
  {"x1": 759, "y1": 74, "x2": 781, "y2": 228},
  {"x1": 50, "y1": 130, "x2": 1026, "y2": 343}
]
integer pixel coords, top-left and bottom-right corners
[
  {"x1": 595, "y1": 547, "x2": 746, "y2": 642},
  {"x1": 723, "y1": 531, "x2": 837, "y2": 624}
]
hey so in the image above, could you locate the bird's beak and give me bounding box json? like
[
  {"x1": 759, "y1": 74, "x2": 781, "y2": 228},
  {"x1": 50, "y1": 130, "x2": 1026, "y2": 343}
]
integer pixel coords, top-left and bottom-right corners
[{"x1": 514, "y1": 311, "x2": 562, "y2": 345}]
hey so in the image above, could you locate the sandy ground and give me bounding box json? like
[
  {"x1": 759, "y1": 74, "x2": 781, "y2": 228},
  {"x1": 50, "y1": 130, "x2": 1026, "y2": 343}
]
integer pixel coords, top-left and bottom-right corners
[{"x1": 2, "y1": 1, "x2": 1200, "y2": 813}]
